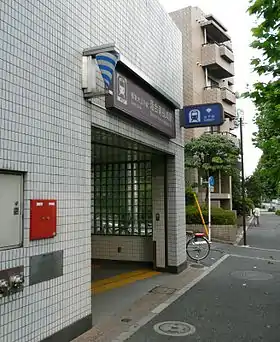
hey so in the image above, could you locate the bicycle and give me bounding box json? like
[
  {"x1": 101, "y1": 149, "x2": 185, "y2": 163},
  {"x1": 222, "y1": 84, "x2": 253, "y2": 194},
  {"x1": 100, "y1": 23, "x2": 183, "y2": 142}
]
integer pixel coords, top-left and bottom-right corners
[{"x1": 186, "y1": 231, "x2": 210, "y2": 261}]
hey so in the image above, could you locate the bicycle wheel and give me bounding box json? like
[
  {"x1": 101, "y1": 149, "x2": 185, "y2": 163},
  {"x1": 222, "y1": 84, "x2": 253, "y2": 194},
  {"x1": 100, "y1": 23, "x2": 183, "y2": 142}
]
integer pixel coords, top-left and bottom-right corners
[{"x1": 186, "y1": 236, "x2": 210, "y2": 261}]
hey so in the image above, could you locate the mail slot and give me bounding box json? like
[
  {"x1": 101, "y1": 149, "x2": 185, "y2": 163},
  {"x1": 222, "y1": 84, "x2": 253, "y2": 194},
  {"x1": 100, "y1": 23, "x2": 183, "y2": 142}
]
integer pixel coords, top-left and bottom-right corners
[{"x1": 30, "y1": 200, "x2": 57, "y2": 240}]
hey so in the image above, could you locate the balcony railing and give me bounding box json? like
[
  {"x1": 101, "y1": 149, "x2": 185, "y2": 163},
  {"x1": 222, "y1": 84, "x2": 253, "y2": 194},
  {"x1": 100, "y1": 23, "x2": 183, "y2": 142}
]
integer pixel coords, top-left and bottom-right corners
[
  {"x1": 203, "y1": 86, "x2": 236, "y2": 118},
  {"x1": 220, "y1": 44, "x2": 234, "y2": 62},
  {"x1": 221, "y1": 88, "x2": 236, "y2": 104},
  {"x1": 202, "y1": 43, "x2": 234, "y2": 79},
  {"x1": 200, "y1": 17, "x2": 231, "y2": 44}
]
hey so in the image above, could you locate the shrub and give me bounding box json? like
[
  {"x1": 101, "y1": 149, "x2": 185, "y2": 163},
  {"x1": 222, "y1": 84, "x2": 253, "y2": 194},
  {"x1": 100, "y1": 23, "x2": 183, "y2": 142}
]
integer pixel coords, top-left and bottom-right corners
[
  {"x1": 275, "y1": 210, "x2": 280, "y2": 216},
  {"x1": 185, "y1": 187, "x2": 195, "y2": 206},
  {"x1": 233, "y1": 197, "x2": 254, "y2": 216},
  {"x1": 186, "y1": 205, "x2": 237, "y2": 225}
]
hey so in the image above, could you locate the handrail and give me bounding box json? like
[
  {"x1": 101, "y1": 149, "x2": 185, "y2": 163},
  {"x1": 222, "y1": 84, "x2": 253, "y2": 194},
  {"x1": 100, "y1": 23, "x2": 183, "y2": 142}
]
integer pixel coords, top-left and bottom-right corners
[
  {"x1": 202, "y1": 42, "x2": 233, "y2": 52},
  {"x1": 204, "y1": 85, "x2": 236, "y2": 95}
]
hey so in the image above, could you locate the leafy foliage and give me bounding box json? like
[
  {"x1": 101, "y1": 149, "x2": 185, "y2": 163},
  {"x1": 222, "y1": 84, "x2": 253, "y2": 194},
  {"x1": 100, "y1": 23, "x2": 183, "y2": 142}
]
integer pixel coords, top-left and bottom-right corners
[
  {"x1": 185, "y1": 186, "x2": 195, "y2": 206},
  {"x1": 184, "y1": 133, "x2": 240, "y2": 176},
  {"x1": 246, "y1": 0, "x2": 280, "y2": 189},
  {"x1": 232, "y1": 168, "x2": 255, "y2": 215},
  {"x1": 248, "y1": 0, "x2": 280, "y2": 77},
  {"x1": 186, "y1": 205, "x2": 237, "y2": 225},
  {"x1": 232, "y1": 168, "x2": 242, "y2": 214},
  {"x1": 245, "y1": 174, "x2": 263, "y2": 206},
  {"x1": 246, "y1": 155, "x2": 279, "y2": 203}
]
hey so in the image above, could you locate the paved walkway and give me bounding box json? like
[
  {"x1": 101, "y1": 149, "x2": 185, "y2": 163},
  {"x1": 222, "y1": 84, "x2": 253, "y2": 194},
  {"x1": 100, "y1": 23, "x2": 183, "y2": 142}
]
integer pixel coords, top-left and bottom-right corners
[
  {"x1": 245, "y1": 212, "x2": 280, "y2": 250},
  {"x1": 122, "y1": 213, "x2": 280, "y2": 342},
  {"x1": 74, "y1": 212, "x2": 280, "y2": 342},
  {"x1": 126, "y1": 255, "x2": 280, "y2": 342}
]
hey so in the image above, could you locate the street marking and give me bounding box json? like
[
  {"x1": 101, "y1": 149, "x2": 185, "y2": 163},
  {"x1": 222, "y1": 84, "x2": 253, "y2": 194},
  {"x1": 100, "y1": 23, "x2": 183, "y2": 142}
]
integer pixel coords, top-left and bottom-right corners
[
  {"x1": 92, "y1": 269, "x2": 151, "y2": 287},
  {"x1": 238, "y1": 246, "x2": 280, "y2": 253},
  {"x1": 113, "y1": 254, "x2": 229, "y2": 341},
  {"x1": 151, "y1": 303, "x2": 169, "y2": 314},
  {"x1": 231, "y1": 270, "x2": 273, "y2": 281},
  {"x1": 92, "y1": 269, "x2": 160, "y2": 294},
  {"x1": 230, "y1": 254, "x2": 280, "y2": 263}
]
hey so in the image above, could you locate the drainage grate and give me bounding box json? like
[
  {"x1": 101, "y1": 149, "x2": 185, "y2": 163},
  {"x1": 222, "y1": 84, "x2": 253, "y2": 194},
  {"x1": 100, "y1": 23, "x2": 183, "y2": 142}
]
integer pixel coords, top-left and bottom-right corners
[{"x1": 154, "y1": 321, "x2": 196, "y2": 336}]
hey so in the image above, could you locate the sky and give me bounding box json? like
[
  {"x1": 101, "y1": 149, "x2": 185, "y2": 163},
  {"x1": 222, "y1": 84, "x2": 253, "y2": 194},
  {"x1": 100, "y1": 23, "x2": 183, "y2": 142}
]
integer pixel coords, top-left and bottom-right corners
[{"x1": 158, "y1": 0, "x2": 262, "y2": 177}]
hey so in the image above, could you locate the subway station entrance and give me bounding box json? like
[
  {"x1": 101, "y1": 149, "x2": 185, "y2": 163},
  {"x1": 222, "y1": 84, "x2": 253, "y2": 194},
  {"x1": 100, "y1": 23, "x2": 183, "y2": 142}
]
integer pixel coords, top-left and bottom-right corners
[{"x1": 91, "y1": 127, "x2": 167, "y2": 294}]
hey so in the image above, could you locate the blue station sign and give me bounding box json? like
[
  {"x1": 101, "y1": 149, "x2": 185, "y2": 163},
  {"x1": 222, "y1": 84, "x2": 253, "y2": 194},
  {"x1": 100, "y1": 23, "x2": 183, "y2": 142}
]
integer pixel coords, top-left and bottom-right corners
[
  {"x1": 209, "y1": 176, "x2": 215, "y2": 186},
  {"x1": 180, "y1": 103, "x2": 224, "y2": 128}
]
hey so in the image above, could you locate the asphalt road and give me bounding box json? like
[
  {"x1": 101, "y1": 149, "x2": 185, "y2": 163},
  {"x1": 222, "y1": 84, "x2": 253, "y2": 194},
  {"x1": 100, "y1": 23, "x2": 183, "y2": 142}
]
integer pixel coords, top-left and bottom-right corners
[
  {"x1": 126, "y1": 213, "x2": 280, "y2": 342},
  {"x1": 245, "y1": 212, "x2": 280, "y2": 250}
]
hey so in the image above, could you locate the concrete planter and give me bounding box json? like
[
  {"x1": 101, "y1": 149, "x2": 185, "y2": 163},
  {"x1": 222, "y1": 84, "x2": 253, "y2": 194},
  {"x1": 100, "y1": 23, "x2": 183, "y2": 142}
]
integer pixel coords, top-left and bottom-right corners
[{"x1": 186, "y1": 224, "x2": 238, "y2": 243}]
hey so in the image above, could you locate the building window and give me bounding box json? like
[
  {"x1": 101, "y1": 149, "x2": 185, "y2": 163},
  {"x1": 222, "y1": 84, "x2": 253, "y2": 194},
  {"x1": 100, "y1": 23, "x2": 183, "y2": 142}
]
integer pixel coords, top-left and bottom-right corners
[
  {"x1": 208, "y1": 77, "x2": 219, "y2": 88},
  {"x1": 92, "y1": 161, "x2": 152, "y2": 236}
]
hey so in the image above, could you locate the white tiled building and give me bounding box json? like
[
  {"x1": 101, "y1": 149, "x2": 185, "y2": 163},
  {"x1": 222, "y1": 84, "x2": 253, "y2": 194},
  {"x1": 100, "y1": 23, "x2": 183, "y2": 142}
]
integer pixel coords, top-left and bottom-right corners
[{"x1": 0, "y1": 1, "x2": 186, "y2": 341}]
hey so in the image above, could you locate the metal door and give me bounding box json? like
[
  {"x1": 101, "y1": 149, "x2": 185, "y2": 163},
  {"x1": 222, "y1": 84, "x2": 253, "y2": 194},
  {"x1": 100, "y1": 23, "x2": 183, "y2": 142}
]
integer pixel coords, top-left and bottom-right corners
[{"x1": 0, "y1": 173, "x2": 23, "y2": 249}]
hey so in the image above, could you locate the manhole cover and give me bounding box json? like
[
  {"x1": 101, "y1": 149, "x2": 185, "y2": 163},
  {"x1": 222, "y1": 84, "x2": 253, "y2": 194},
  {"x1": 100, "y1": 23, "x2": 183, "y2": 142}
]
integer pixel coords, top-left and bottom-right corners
[
  {"x1": 231, "y1": 271, "x2": 273, "y2": 281},
  {"x1": 150, "y1": 286, "x2": 176, "y2": 295},
  {"x1": 153, "y1": 321, "x2": 196, "y2": 336}
]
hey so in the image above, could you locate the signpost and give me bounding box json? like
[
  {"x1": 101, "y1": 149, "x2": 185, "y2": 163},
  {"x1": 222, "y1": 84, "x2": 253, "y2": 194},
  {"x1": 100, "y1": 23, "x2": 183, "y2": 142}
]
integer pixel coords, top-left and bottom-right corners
[
  {"x1": 208, "y1": 176, "x2": 215, "y2": 242},
  {"x1": 180, "y1": 103, "x2": 224, "y2": 128},
  {"x1": 181, "y1": 102, "x2": 223, "y2": 243}
]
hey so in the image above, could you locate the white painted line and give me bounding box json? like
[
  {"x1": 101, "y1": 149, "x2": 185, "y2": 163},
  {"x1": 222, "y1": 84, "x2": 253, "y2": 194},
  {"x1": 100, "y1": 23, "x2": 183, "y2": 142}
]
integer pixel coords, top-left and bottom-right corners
[
  {"x1": 230, "y1": 254, "x2": 280, "y2": 263},
  {"x1": 237, "y1": 246, "x2": 280, "y2": 253},
  {"x1": 151, "y1": 303, "x2": 169, "y2": 314},
  {"x1": 113, "y1": 254, "x2": 229, "y2": 342}
]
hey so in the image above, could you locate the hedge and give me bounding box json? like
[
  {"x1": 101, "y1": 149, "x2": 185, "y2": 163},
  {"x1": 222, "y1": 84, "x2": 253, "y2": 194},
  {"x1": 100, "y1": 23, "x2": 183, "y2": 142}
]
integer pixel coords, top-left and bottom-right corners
[
  {"x1": 275, "y1": 210, "x2": 280, "y2": 216},
  {"x1": 186, "y1": 205, "x2": 237, "y2": 225}
]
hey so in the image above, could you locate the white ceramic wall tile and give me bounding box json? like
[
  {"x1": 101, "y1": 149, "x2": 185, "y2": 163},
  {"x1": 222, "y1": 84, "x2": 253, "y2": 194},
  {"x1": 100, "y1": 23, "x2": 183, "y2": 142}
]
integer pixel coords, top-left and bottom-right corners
[{"x1": 0, "y1": 0, "x2": 185, "y2": 341}]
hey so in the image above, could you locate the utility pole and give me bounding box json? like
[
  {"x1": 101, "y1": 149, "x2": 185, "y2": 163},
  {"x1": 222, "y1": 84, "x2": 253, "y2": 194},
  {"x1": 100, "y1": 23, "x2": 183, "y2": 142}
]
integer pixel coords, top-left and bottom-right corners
[{"x1": 240, "y1": 116, "x2": 247, "y2": 245}]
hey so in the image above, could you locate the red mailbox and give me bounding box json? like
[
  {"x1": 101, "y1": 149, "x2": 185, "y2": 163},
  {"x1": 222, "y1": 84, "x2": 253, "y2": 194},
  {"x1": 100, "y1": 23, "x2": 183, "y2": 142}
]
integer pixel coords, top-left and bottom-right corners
[{"x1": 30, "y1": 200, "x2": 57, "y2": 240}]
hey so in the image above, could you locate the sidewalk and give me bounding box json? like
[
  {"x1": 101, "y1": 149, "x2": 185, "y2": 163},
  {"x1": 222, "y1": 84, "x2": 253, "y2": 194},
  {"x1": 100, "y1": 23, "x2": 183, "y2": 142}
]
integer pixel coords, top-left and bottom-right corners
[
  {"x1": 72, "y1": 260, "x2": 220, "y2": 342},
  {"x1": 235, "y1": 215, "x2": 254, "y2": 245},
  {"x1": 73, "y1": 214, "x2": 278, "y2": 342}
]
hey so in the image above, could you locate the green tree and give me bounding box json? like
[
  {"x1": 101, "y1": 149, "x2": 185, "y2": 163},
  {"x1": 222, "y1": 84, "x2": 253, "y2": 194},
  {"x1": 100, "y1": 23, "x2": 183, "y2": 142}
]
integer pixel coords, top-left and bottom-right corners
[
  {"x1": 246, "y1": 0, "x2": 280, "y2": 188},
  {"x1": 245, "y1": 174, "x2": 263, "y2": 206},
  {"x1": 253, "y1": 155, "x2": 279, "y2": 200},
  {"x1": 185, "y1": 133, "x2": 240, "y2": 178},
  {"x1": 185, "y1": 133, "x2": 240, "y2": 203},
  {"x1": 232, "y1": 168, "x2": 242, "y2": 213}
]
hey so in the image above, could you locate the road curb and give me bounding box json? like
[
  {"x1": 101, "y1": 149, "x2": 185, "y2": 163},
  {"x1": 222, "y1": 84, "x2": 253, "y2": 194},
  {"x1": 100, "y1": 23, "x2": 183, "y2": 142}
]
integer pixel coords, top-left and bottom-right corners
[
  {"x1": 113, "y1": 254, "x2": 229, "y2": 342},
  {"x1": 235, "y1": 216, "x2": 254, "y2": 246}
]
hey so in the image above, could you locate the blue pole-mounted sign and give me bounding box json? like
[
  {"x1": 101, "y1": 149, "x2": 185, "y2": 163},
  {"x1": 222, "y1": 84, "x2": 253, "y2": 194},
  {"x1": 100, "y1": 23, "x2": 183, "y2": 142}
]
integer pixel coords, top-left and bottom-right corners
[
  {"x1": 180, "y1": 103, "x2": 224, "y2": 128},
  {"x1": 209, "y1": 176, "x2": 215, "y2": 186}
]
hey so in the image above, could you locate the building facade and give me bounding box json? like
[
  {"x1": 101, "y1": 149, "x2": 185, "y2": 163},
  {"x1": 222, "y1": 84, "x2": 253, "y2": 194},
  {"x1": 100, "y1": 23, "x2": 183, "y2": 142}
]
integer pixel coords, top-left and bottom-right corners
[
  {"x1": 0, "y1": 1, "x2": 186, "y2": 341},
  {"x1": 170, "y1": 6, "x2": 238, "y2": 209}
]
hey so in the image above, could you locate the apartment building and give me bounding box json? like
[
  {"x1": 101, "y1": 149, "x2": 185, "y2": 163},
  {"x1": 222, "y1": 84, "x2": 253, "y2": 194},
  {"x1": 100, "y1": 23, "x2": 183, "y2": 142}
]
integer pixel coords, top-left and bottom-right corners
[{"x1": 170, "y1": 6, "x2": 238, "y2": 209}]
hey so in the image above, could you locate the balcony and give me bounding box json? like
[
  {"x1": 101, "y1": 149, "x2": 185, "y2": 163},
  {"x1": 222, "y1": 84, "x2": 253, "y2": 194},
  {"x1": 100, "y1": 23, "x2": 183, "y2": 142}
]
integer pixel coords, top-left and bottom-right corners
[
  {"x1": 220, "y1": 44, "x2": 234, "y2": 63},
  {"x1": 210, "y1": 171, "x2": 232, "y2": 209},
  {"x1": 211, "y1": 193, "x2": 231, "y2": 200},
  {"x1": 203, "y1": 87, "x2": 236, "y2": 118},
  {"x1": 200, "y1": 15, "x2": 231, "y2": 43},
  {"x1": 221, "y1": 88, "x2": 236, "y2": 104},
  {"x1": 228, "y1": 77, "x2": 234, "y2": 86},
  {"x1": 202, "y1": 43, "x2": 234, "y2": 79}
]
